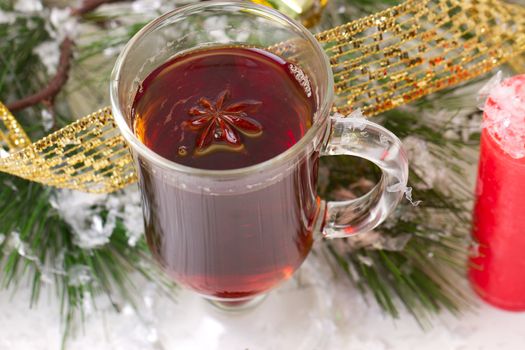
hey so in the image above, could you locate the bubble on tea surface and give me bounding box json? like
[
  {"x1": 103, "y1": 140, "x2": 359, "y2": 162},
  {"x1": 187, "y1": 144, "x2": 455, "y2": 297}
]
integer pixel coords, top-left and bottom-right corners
[{"x1": 178, "y1": 146, "x2": 188, "y2": 157}]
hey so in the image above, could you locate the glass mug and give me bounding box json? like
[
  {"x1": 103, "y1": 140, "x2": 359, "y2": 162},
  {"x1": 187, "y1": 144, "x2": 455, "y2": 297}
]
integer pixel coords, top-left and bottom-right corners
[{"x1": 110, "y1": 2, "x2": 408, "y2": 308}]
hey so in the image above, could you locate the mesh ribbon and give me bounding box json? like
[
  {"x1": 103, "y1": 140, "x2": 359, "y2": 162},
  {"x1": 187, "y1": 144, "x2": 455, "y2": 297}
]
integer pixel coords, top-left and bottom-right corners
[{"x1": 1, "y1": 0, "x2": 525, "y2": 193}]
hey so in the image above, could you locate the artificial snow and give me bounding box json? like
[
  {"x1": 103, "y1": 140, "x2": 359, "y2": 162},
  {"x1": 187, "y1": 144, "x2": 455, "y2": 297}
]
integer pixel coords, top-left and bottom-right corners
[
  {"x1": 357, "y1": 254, "x2": 374, "y2": 266},
  {"x1": 403, "y1": 136, "x2": 443, "y2": 190},
  {"x1": 41, "y1": 109, "x2": 54, "y2": 130},
  {"x1": 481, "y1": 73, "x2": 525, "y2": 159},
  {"x1": 14, "y1": 0, "x2": 43, "y2": 13},
  {"x1": 103, "y1": 45, "x2": 124, "y2": 57},
  {"x1": 332, "y1": 229, "x2": 413, "y2": 252},
  {"x1": 4, "y1": 231, "x2": 65, "y2": 282},
  {"x1": 67, "y1": 264, "x2": 93, "y2": 287},
  {"x1": 8, "y1": 231, "x2": 38, "y2": 262},
  {"x1": 0, "y1": 10, "x2": 16, "y2": 24},
  {"x1": 203, "y1": 16, "x2": 230, "y2": 43},
  {"x1": 132, "y1": 0, "x2": 162, "y2": 13},
  {"x1": 33, "y1": 41, "x2": 60, "y2": 76},
  {"x1": 3, "y1": 275, "x2": 525, "y2": 350},
  {"x1": 49, "y1": 7, "x2": 78, "y2": 40},
  {"x1": 51, "y1": 187, "x2": 143, "y2": 249},
  {"x1": 50, "y1": 190, "x2": 116, "y2": 249},
  {"x1": 106, "y1": 187, "x2": 144, "y2": 247}
]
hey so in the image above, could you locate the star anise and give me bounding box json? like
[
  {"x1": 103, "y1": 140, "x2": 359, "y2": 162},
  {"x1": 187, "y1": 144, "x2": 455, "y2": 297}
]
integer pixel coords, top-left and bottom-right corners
[{"x1": 184, "y1": 89, "x2": 263, "y2": 155}]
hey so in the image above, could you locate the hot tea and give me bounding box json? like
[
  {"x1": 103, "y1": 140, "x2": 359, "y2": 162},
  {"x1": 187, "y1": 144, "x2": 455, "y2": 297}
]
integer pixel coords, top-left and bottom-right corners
[
  {"x1": 133, "y1": 47, "x2": 315, "y2": 170},
  {"x1": 132, "y1": 46, "x2": 319, "y2": 298}
]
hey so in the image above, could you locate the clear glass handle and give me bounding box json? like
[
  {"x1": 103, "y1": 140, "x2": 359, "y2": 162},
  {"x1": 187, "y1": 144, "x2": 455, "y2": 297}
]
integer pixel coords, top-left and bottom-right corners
[{"x1": 320, "y1": 116, "x2": 409, "y2": 238}]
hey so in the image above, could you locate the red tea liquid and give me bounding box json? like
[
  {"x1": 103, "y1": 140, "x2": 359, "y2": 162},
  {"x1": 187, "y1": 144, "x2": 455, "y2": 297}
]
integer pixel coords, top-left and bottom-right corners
[
  {"x1": 133, "y1": 47, "x2": 315, "y2": 169},
  {"x1": 132, "y1": 47, "x2": 319, "y2": 299}
]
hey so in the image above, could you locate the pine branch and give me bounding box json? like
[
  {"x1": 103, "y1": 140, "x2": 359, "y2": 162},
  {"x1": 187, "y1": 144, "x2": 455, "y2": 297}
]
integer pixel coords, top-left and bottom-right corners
[
  {"x1": 6, "y1": 38, "x2": 73, "y2": 112},
  {"x1": 0, "y1": 4, "x2": 173, "y2": 347},
  {"x1": 5, "y1": 0, "x2": 130, "y2": 112},
  {"x1": 320, "y1": 91, "x2": 477, "y2": 322}
]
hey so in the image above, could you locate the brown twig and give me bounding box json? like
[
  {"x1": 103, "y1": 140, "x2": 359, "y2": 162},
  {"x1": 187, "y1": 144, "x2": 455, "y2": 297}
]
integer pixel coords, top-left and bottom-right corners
[
  {"x1": 7, "y1": 38, "x2": 74, "y2": 112},
  {"x1": 6, "y1": 0, "x2": 127, "y2": 112},
  {"x1": 71, "y1": 0, "x2": 128, "y2": 16}
]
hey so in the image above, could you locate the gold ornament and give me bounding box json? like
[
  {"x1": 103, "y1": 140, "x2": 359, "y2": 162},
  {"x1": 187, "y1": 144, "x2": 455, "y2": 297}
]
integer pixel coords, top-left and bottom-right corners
[
  {"x1": 1, "y1": 0, "x2": 525, "y2": 193},
  {"x1": 251, "y1": 0, "x2": 329, "y2": 28},
  {"x1": 0, "y1": 105, "x2": 136, "y2": 193},
  {"x1": 0, "y1": 102, "x2": 30, "y2": 150}
]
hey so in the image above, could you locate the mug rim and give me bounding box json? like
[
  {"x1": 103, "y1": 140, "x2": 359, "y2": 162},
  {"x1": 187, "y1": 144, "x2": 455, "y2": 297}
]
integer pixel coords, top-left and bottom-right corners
[{"x1": 109, "y1": 1, "x2": 334, "y2": 178}]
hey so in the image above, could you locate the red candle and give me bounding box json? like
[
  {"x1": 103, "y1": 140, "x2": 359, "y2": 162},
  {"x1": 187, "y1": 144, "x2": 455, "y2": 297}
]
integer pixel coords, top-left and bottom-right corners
[{"x1": 469, "y1": 74, "x2": 525, "y2": 311}]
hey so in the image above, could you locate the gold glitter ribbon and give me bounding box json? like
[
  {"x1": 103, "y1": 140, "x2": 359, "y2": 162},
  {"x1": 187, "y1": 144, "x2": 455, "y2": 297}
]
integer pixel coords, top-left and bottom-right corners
[{"x1": 1, "y1": 0, "x2": 525, "y2": 193}]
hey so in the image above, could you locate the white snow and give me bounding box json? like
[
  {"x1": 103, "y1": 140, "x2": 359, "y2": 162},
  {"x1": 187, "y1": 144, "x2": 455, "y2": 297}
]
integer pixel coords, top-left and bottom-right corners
[
  {"x1": 50, "y1": 187, "x2": 143, "y2": 249},
  {"x1": 132, "y1": 0, "x2": 162, "y2": 13},
  {"x1": 0, "y1": 148, "x2": 10, "y2": 158},
  {"x1": 48, "y1": 7, "x2": 78, "y2": 41},
  {"x1": 33, "y1": 40, "x2": 61, "y2": 75},
  {"x1": 14, "y1": 0, "x2": 43, "y2": 13},
  {"x1": 50, "y1": 190, "x2": 115, "y2": 249},
  {"x1": 0, "y1": 10, "x2": 16, "y2": 24},
  {"x1": 67, "y1": 265, "x2": 93, "y2": 287},
  {"x1": 106, "y1": 186, "x2": 144, "y2": 247},
  {"x1": 2, "y1": 253, "x2": 525, "y2": 349}
]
